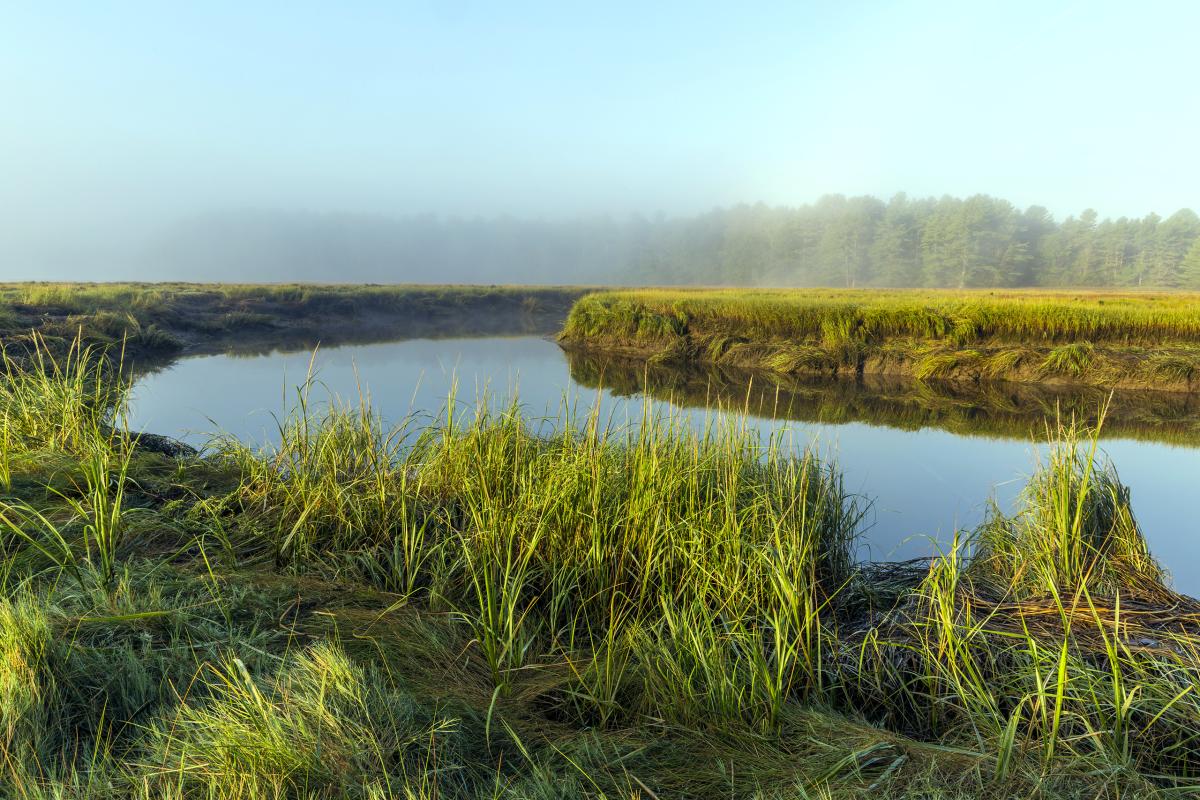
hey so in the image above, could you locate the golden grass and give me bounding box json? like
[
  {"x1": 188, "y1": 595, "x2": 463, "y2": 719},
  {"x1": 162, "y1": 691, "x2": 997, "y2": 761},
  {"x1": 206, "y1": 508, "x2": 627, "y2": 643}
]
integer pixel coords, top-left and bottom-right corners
[{"x1": 561, "y1": 288, "x2": 1200, "y2": 389}]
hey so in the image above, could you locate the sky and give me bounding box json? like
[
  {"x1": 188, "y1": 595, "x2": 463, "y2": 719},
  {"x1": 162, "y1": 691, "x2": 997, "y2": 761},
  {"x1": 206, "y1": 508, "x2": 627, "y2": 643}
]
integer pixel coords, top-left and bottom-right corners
[{"x1": 3, "y1": 0, "x2": 1198, "y2": 278}]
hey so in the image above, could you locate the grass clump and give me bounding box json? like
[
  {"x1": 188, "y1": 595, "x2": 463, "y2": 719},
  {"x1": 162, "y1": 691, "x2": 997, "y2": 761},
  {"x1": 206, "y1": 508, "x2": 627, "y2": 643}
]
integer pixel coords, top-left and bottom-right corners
[
  {"x1": 214, "y1": 389, "x2": 419, "y2": 565},
  {"x1": 0, "y1": 337, "x2": 124, "y2": 456},
  {"x1": 1039, "y1": 342, "x2": 1096, "y2": 378},
  {"x1": 912, "y1": 349, "x2": 984, "y2": 380},
  {"x1": 0, "y1": 338, "x2": 151, "y2": 591},
  {"x1": 972, "y1": 417, "x2": 1164, "y2": 599},
  {"x1": 855, "y1": 413, "x2": 1200, "y2": 786},
  {"x1": 217, "y1": 393, "x2": 862, "y2": 728}
]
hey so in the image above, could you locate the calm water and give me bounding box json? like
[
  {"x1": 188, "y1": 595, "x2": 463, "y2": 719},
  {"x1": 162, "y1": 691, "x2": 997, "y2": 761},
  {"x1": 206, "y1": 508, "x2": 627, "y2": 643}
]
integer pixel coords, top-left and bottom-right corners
[{"x1": 130, "y1": 335, "x2": 1200, "y2": 594}]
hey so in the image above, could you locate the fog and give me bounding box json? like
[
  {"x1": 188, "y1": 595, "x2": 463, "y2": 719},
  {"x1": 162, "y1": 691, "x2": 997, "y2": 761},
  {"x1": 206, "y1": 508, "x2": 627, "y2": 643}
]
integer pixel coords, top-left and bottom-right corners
[{"x1": 4, "y1": 2, "x2": 1199, "y2": 284}]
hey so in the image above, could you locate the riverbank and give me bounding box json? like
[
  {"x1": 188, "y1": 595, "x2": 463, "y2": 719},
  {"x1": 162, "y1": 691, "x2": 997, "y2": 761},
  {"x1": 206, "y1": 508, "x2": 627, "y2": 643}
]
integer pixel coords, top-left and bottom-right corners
[
  {"x1": 1, "y1": 341, "x2": 1199, "y2": 797},
  {"x1": 0, "y1": 282, "x2": 590, "y2": 362},
  {"x1": 559, "y1": 288, "x2": 1200, "y2": 391}
]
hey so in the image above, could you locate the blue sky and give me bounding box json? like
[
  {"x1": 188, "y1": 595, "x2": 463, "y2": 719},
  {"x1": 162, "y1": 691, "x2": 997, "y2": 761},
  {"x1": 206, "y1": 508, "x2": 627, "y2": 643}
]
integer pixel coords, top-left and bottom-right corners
[{"x1": 2, "y1": 0, "x2": 1198, "y2": 269}]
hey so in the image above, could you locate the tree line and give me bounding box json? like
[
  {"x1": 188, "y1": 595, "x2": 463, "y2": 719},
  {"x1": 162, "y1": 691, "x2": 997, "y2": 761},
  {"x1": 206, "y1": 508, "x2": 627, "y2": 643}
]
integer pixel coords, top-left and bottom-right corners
[
  {"x1": 626, "y1": 194, "x2": 1200, "y2": 289},
  {"x1": 151, "y1": 196, "x2": 1200, "y2": 288}
]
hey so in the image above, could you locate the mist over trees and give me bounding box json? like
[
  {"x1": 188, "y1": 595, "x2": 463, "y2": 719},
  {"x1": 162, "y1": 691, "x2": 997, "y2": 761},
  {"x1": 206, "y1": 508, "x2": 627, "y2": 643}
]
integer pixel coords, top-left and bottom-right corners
[
  {"x1": 626, "y1": 194, "x2": 1200, "y2": 288},
  {"x1": 149, "y1": 194, "x2": 1200, "y2": 288}
]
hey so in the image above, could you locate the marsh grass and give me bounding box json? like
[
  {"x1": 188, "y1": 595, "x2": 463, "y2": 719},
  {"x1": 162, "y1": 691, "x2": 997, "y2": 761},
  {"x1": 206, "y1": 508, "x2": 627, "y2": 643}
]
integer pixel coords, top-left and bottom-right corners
[
  {"x1": 856, "y1": 414, "x2": 1200, "y2": 787},
  {"x1": 1039, "y1": 342, "x2": 1097, "y2": 378},
  {"x1": 217, "y1": 386, "x2": 862, "y2": 725},
  {"x1": 0, "y1": 282, "x2": 590, "y2": 365},
  {"x1": 214, "y1": 380, "x2": 421, "y2": 565},
  {"x1": 972, "y1": 414, "x2": 1164, "y2": 599},
  {"x1": 0, "y1": 336, "x2": 124, "y2": 456},
  {"x1": 0, "y1": 596, "x2": 50, "y2": 772},
  {"x1": 0, "y1": 338, "x2": 152, "y2": 591},
  {"x1": 562, "y1": 288, "x2": 1200, "y2": 389},
  {"x1": 2, "y1": 337, "x2": 1200, "y2": 796},
  {"x1": 565, "y1": 288, "x2": 1200, "y2": 345},
  {"x1": 149, "y1": 643, "x2": 464, "y2": 799}
]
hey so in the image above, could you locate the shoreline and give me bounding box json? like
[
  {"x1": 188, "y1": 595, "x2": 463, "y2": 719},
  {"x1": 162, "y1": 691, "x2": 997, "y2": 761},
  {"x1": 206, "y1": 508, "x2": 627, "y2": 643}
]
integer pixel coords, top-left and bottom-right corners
[
  {"x1": 0, "y1": 282, "x2": 590, "y2": 363},
  {"x1": 559, "y1": 288, "x2": 1200, "y2": 393}
]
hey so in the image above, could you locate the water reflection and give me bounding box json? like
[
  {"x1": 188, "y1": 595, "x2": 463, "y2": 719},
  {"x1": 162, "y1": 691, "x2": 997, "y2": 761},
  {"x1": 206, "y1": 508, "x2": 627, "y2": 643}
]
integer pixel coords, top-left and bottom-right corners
[{"x1": 565, "y1": 349, "x2": 1200, "y2": 446}]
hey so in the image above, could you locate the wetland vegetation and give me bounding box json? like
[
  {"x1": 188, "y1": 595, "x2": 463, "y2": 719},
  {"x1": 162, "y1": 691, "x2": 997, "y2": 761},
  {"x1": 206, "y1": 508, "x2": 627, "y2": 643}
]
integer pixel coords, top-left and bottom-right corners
[
  {"x1": 1, "y1": 284, "x2": 1200, "y2": 797},
  {"x1": 10, "y1": 1, "x2": 1200, "y2": 796},
  {"x1": 561, "y1": 288, "x2": 1200, "y2": 391},
  {"x1": 0, "y1": 283, "x2": 587, "y2": 362},
  {"x1": 0, "y1": 329, "x2": 1199, "y2": 797}
]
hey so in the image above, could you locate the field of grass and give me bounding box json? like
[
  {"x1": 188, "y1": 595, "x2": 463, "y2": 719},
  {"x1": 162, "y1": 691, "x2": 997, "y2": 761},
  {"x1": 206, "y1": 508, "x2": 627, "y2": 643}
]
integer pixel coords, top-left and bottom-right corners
[
  {"x1": 0, "y1": 282, "x2": 589, "y2": 362},
  {"x1": 0, "y1": 338, "x2": 1197, "y2": 797},
  {"x1": 560, "y1": 288, "x2": 1200, "y2": 390}
]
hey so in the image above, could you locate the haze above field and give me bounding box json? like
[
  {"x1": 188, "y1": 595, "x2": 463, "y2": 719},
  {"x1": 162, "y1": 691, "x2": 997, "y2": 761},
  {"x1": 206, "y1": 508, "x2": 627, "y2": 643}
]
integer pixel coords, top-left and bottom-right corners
[{"x1": 4, "y1": 1, "x2": 1198, "y2": 283}]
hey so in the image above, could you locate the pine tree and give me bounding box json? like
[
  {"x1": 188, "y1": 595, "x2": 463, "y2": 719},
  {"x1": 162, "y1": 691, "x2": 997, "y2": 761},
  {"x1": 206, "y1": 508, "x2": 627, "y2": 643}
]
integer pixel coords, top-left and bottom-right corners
[{"x1": 1181, "y1": 237, "x2": 1200, "y2": 290}]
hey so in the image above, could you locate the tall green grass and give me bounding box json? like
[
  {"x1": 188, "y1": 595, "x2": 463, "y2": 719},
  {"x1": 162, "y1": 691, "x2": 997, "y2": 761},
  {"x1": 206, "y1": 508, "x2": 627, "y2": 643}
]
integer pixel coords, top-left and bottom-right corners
[
  {"x1": 858, "y1": 417, "x2": 1200, "y2": 786},
  {"x1": 0, "y1": 338, "x2": 148, "y2": 590},
  {"x1": 3, "y1": 337, "x2": 1200, "y2": 795},
  {"x1": 972, "y1": 416, "x2": 1164, "y2": 599},
  {"x1": 216, "y1": 391, "x2": 862, "y2": 728},
  {"x1": 0, "y1": 336, "x2": 125, "y2": 456}
]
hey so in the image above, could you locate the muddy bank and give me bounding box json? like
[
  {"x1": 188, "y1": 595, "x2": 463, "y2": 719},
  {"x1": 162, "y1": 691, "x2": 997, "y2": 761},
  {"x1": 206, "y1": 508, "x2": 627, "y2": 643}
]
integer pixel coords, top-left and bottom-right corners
[
  {"x1": 558, "y1": 334, "x2": 1200, "y2": 393},
  {"x1": 0, "y1": 283, "x2": 591, "y2": 364},
  {"x1": 559, "y1": 288, "x2": 1200, "y2": 393}
]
